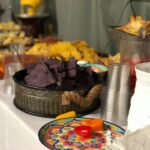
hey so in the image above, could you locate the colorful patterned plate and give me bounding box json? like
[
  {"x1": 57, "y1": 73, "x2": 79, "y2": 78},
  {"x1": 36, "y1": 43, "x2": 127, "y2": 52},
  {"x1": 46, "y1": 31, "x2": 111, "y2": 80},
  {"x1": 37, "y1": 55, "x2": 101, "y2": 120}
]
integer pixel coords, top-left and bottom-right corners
[{"x1": 38, "y1": 118, "x2": 125, "y2": 150}]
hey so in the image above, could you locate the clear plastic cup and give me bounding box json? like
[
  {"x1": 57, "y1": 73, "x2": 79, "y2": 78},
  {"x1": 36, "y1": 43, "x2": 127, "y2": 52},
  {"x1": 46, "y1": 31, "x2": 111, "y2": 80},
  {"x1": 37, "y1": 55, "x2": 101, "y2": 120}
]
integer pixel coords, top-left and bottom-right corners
[
  {"x1": 3, "y1": 63, "x2": 23, "y2": 96},
  {"x1": 120, "y1": 39, "x2": 150, "y2": 89}
]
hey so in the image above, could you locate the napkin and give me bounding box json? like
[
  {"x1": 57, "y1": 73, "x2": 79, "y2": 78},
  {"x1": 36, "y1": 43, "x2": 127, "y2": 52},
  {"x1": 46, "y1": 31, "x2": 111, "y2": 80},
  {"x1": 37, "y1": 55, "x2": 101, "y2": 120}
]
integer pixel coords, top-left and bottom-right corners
[{"x1": 109, "y1": 125, "x2": 150, "y2": 150}]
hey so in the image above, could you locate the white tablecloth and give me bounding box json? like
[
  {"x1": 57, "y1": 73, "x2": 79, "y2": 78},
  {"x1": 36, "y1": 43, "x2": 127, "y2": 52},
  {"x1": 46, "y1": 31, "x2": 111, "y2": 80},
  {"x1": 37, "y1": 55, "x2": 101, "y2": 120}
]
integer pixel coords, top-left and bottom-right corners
[{"x1": 0, "y1": 81, "x2": 100, "y2": 150}]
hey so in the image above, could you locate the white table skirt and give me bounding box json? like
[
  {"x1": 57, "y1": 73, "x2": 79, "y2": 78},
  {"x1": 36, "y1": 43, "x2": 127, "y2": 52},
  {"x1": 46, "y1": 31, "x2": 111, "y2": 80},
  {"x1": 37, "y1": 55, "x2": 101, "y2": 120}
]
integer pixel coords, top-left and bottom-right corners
[{"x1": 0, "y1": 81, "x2": 100, "y2": 150}]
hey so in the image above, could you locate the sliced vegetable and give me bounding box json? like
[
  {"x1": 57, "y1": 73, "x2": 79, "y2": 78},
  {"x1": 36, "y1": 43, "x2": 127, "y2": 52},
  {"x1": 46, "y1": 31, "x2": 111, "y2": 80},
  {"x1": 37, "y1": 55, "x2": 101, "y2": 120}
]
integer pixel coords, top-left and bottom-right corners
[
  {"x1": 80, "y1": 119, "x2": 104, "y2": 131},
  {"x1": 74, "y1": 126, "x2": 92, "y2": 138},
  {"x1": 55, "y1": 111, "x2": 76, "y2": 120}
]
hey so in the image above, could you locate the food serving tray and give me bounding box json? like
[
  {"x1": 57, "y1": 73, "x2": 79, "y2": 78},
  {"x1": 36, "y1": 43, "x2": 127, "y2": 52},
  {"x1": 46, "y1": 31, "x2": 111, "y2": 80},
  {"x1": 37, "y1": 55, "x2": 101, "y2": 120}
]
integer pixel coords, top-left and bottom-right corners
[{"x1": 38, "y1": 117, "x2": 125, "y2": 150}]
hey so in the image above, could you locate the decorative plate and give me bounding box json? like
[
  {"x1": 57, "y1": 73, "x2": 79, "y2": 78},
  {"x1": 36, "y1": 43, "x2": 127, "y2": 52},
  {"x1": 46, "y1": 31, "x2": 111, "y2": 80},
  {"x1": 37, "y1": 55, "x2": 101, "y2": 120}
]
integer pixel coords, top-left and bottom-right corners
[{"x1": 38, "y1": 118, "x2": 125, "y2": 150}]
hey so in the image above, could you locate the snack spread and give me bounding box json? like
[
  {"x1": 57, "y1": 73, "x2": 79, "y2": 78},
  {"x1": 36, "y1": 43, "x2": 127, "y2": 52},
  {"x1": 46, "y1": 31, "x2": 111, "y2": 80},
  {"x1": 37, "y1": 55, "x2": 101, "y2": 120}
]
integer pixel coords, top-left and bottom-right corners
[
  {"x1": 0, "y1": 31, "x2": 33, "y2": 46},
  {"x1": 24, "y1": 57, "x2": 97, "y2": 89},
  {"x1": 26, "y1": 41, "x2": 120, "y2": 66},
  {"x1": 116, "y1": 16, "x2": 150, "y2": 36},
  {"x1": 0, "y1": 22, "x2": 21, "y2": 31}
]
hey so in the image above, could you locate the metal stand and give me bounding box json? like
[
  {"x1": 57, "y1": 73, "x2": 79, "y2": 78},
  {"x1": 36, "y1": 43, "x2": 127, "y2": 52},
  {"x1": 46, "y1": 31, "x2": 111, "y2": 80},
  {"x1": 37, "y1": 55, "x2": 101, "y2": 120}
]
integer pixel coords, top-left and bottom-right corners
[{"x1": 130, "y1": 0, "x2": 150, "y2": 16}]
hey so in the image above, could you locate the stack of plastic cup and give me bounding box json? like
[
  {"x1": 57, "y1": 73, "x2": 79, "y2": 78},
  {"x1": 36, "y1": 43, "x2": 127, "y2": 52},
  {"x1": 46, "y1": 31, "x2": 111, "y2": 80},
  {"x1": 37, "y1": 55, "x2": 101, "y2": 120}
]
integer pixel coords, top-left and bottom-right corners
[{"x1": 101, "y1": 63, "x2": 131, "y2": 126}]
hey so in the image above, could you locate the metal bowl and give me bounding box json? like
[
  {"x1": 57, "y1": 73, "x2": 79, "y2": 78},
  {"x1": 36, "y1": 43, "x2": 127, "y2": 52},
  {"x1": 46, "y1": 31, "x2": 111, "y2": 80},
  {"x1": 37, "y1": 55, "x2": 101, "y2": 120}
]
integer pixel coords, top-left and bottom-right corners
[{"x1": 13, "y1": 69, "x2": 101, "y2": 117}]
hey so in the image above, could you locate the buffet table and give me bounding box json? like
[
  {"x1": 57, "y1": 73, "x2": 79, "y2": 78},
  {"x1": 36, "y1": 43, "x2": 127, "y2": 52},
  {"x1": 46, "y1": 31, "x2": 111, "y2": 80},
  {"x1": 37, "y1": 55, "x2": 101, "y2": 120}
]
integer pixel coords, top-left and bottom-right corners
[{"x1": 0, "y1": 80, "x2": 100, "y2": 150}]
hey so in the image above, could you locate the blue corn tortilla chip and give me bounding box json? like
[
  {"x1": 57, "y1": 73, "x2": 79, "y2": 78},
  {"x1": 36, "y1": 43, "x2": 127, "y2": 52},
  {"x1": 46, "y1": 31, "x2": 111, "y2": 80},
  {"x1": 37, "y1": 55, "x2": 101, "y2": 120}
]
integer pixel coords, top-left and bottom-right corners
[{"x1": 24, "y1": 57, "x2": 97, "y2": 89}]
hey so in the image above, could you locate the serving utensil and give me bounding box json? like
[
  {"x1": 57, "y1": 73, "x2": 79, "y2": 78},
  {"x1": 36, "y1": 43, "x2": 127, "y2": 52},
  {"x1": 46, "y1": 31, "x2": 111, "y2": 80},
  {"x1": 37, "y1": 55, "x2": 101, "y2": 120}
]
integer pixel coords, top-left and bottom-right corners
[
  {"x1": 10, "y1": 43, "x2": 24, "y2": 66},
  {"x1": 139, "y1": 23, "x2": 150, "y2": 39}
]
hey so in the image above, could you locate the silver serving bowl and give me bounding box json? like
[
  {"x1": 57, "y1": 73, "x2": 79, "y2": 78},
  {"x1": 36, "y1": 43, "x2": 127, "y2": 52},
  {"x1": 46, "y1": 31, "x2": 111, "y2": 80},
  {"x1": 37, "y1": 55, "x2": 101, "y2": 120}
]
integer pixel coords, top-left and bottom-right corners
[{"x1": 13, "y1": 69, "x2": 101, "y2": 117}]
